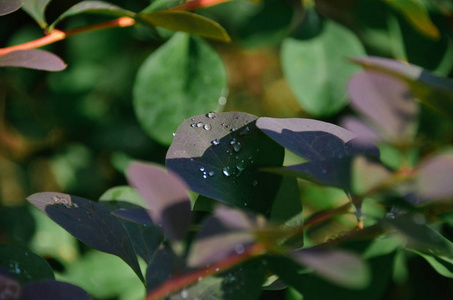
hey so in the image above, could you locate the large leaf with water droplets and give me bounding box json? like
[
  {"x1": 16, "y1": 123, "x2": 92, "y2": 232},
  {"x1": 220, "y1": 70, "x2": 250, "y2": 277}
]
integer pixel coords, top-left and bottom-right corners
[
  {"x1": 166, "y1": 112, "x2": 285, "y2": 215},
  {"x1": 26, "y1": 192, "x2": 144, "y2": 283},
  {"x1": 0, "y1": 245, "x2": 54, "y2": 285},
  {"x1": 127, "y1": 162, "x2": 191, "y2": 241},
  {"x1": 21, "y1": 0, "x2": 51, "y2": 28},
  {"x1": 0, "y1": 50, "x2": 67, "y2": 71},
  {"x1": 0, "y1": 0, "x2": 21, "y2": 15},
  {"x1": 133, "y1": 33, "x2": 227, "y2": 145},
  {"x1": 21, "y1": 281, "x2": 91, "y2": 300},
  {"x1": 281, "y1": 20, "x2": 365, "y2": 116},
  {"x1": 351, "y1": 56, "x2": 453, "y2": 120}
]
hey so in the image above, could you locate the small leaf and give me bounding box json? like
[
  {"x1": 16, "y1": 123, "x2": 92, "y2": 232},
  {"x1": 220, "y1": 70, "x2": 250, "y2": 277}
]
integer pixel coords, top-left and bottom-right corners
[
  {"x1": 21, "y1": 280, "x2": 91, "y2": 300},
  {"x1": 0, "y1": 0, "x2": 21, "y2": 16},
  {"x1": 138, "y1": 11, "x2": 230, "y2": 42},
  {"x1": 386, "y1": 0, "x2": 440, "y2": 39},
  {"x1": 166, "y1": 112, "x2": 285, "y2": 215},
  {"x1": 21, "y1": 0, "x2": 52, "y2": 28},
  {"x1": 26, "y1": 192, "x2": 144, "y2": 283},
  {"x1": 49, "y1": 0, "x2": 136, "y2": 30},
  {"x1": 410, "y1": 249, "x2": 453, "y2": 278},
  {"x1": 292, "y1": 249, "x2": 371, "y2": 289},
  {"x1": 281, "y1": 20, "x2": 365, "y2": 116},
  {"x1": 348, "y1": 71, "x2": 419, "y2": 142},
  {"x1": 0, "y1": 245, "x2": 54, "y2": 285},
  {"x1": 133, "y1": 33, "x2": 227, "y2": 145},
  {"x1": 0, "y1": 50, "x2": 67, "y2": 71},
  {"x1": 127, "y1": 162, "x2": 191, "y2": 241}
]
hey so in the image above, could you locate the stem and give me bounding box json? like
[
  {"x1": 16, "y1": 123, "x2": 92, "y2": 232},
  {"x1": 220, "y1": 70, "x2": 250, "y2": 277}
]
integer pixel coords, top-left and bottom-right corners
[{"x1": 0, "y1": 17, "x2": 135, "y2": 56}]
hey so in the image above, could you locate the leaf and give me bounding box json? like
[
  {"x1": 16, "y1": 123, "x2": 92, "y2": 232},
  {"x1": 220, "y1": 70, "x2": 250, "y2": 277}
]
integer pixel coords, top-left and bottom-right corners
[
  {"x1": 0, "y1": 0, "x2": 21, "y2": 16},
  {"x1": 138, "y1": 11, "x2": 230, "y2": 42},
  {"x1": 26, "y1": 192, "x2": 144, "y2": 283},
  {"x1": 350, "y1": 56, "x2": 453, "y2": 120},
  {"x1": 112, "y1": 208, "x2": 154, "y2": 225},
  {"x1": 0, "y1": 245, "x2": 54, "y2": 285},
  {"x1": 410, "y1": 249, "x2": 453, "y2": 278},
  {"x1": 0, "y1": 269, "x2": 21, "y2": 299},
  {"x1": 270, "y1": 176, "x2": 302, "y2": 222},
  {"x1": 0, "y1": 50, "x2": 67, "y2": 71},
  {"x1": 99, "y1": 185, "x2": 148, "y2": 208},
  {"x1": 292, "y1": 249, "x2": 371, "y2": 289},
  {"x1": 49, "y1": 0, "x2": 136, "y2": 31},
  {"x1": 20, "y1": 281, "x2": 91, "y2": 300},
  {"x1": 351, "y1": 156, "x2": 393, "y2": 196},
  {"x1": 281, "y1": 20, "x2": 365, "y2": 116},
  {"x1": 133, "y1": 33, "x2": 227, "y2": 145},
  {"x1": 146, "y1": 246, "x2": 184, "y2": 291},
  {"x1": 340, "y1": 116, "x2": 381, "y2": 142},
  {"x1": 127, "y1": 162, "x2": 192, "y2": 241},
  {"x1": 166, "y1": 112, "x2": 285, "y2": 215},
  {"x1": 386, "y1": 0, "x2": 440, "y2": 39},
  {"x1": 348, "y1": 71, "x2": 419, "y2": 142},
  {"x1": 171, "y1": 0, "x2": 232, "y2": 10},
  {"x1": 21, "y1": 0, "x2": 52, "y2": 28}
]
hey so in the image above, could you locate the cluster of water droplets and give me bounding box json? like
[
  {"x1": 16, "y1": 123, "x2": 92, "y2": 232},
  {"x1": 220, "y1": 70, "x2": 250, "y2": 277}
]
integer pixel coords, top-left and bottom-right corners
[{"x1": 52, "y1": 195, "x2": 78, "y2": 209}]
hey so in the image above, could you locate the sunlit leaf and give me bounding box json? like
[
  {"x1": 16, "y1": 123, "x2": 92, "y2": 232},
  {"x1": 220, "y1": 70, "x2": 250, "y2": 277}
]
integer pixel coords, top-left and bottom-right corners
[
  {"x1": 133, "y1": 33, "x2": 227, "y2": 145},
  {"x1": 166, "y1": 112, "x2": 285, "y2": 215},
  {"x1": 21, "y1": 0, "x2": 52, "y2": 28},
  {"x1": 282, "y1": 20, "x2": 365, "y2": 116},
  {"x1": 0, "y1": 50, "x2": 67, "y2": 71},
  {"x1": 0, "y1": 0, "x2": 21, "y2": 16},
  {"x1": 21, "y1": 281, "x2": 91, "y2": 300},
  {"x1": 0, "y1": 245, "x2": 54, "y2": 285},
  {"x1": 26, "y1": 192, "x2": 144, "y2": 282},
  {"x1": 99, "y1": 185, "x2": 148, "y2": 208},
  {"x1": 127, "y1": 162, "x2": 191, "y2": 241},
  {"x1": 138, "y1": 11, "x2": 230, "y2": 42}
]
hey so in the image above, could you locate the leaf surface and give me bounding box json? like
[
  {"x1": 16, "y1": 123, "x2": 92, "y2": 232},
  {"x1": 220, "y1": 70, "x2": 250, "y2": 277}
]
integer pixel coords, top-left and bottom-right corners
[
  {"x1": 0, "y1": 0, "x2": 21, "y2": 16},
  {"x1": 0, "y1": 50, "x2": 66, "y2": 71},
  {"x1": 21, "y1": 0, "x2": 51, "y2": 28},
  {"x1": 21, "y1": 281, "x2": 91, "y2": 300}
]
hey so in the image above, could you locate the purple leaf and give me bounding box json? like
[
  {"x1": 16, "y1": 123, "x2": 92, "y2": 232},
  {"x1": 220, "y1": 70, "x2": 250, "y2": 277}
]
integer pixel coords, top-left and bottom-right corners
[
  {"x1": 348, "y1": 71, "x2": 418, "y2": 141},
  {"x1": 26, "y1": 192, "x2": 144, "y2": 282},
  {"x1": 0, "y1": 0, "x2": 21, "y2": 16},
  {"x1": 293, "y1": 249, "x2": 370, "y2": 289},
  {"x1": 166, "y1": 112, "x2": 284, "y2": 215},
  {"x1": 127, "y1": 162, "x2": 191, "y2": 240},
  {"x1": 0, "y1": 268, "x2": 21, "y2": 299},
  {"x1": 20, "y1": 280, "x2": 91, "y2": 300},
  {"x1": 340, "y1": 116, "x2": 380, "y2": 141},
  {"x1": 0, "y1": 50, "x2": 67, "y2": 71},
  {"x1": 146, "y1": 246, "x2": 184, "y2": 291},
  {"x1": 112, "y1": 208, "x2": 154, "y2": 225}
]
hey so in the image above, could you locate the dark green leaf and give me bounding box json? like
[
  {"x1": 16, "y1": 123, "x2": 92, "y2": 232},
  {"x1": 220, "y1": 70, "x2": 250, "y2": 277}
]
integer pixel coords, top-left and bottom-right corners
[
  {"x1": 270, "y1": 176, "x2": 301, "y2": 222},
  {"x1": 146, "y1": 246, "x2": 184, "y2": 291},
  {"x1": 21, "y1": 281, "x2": 91, "y2": 300},
  {"x1": 281, "y1": 20, "x2": 365, "y2": 116},
  {"x1": 0, "y1": 245, "x2": 54, "y2": 285},
  {"x1": 133, "y1": 33, "x2": 227, "y2": 145},
  {"x1": 0, "y1": 50, "x2": 67, "y2": 71},
  {"x1": 166, "y1": 112, "x2": 285, "y2": 215},
  {"x1": 0, "y1": 0, "x2": 21, "y2": 16},
  {"x1": 410, "y1": 249, "x2": 453, "y2": 278},
  {"x1": 21, "y1": 0, "x2": 51, "y2": 28},
  {"x1": 26, "y1": 192, "x2": 144, "y2": 283}
]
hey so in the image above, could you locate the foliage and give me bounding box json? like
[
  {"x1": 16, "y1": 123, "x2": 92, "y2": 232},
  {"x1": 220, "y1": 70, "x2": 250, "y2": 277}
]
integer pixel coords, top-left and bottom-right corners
[{"x1": 1, "y1": 0, "x2": 453, "y2": 299}]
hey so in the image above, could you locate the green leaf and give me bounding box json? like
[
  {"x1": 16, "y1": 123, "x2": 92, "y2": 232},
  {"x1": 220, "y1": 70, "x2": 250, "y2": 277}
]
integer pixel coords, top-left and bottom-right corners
[
  {"x1": 270, "y1": 176, "x2": 301, "y2": 222},
  {"x1": 49, "y1": 0, "x2": 136, "y2": 31},
  {"x1": 385, "y1": 0, "x2": 440, "y2": 39},
  {"x1": 0, "y1": 245, "x2": 54, "y2": 285},
  {"x1": 133, "y1": 33, "x2": 227, "y2": 145},
  {"x1": 21, "y1": 0, "x2": 52, "y2": 28},
  {"x1": 410, "y1": 249, "x2": 453, "y2": 278},
  {"x1": 0, "y1": 0, "x2": 21, "y2": 16},
  {"x1": 137, "y1": 11, "x2": 230, "y2": 42},
  {"x1": 99, "y1": 185, "x2": 148, "y2": 208},
  {"x1": 281, "y1": 20, "x2": 365, "y2": 116}
]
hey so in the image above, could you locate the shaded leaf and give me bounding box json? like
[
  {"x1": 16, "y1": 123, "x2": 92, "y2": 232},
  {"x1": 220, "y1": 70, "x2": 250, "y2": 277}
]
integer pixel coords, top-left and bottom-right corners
[
  {"x1": 0, "y1": 269, "x2": 21, "y2": 299},
  {"x1": 351, "y1": 156, "x2": 393, "y2": 196},
  {"x1": 270, "y1": 176, "x2": 302, "y2": 222},
  {"x1": 166, "y1": 112, "x2": 285, "y2": 215},
  {"x1": 219, "y1": 259, "x2": 265, "y2": 300},
  {"x1": 26, "y1": 192, "x2": 144, "y2": 282},
  {"x1": 50, "y1": 0, "x2": 135, "y2": 30},
  {"x1": 20, "y1": 281, "x2": 91, "y2": 300},
  {"x1": 386, "y1": 0, "x2": 440, "y2": 39},
  {"x1": 281, "y1": 20, "x2": 365, "y2": 116},
  {"x1": 410, "y1": 249, "x2": 453, "y2": 278},
  {"x1": 138, "y1": 11, "x2": 230, "y2": 42},
  {"x1": 112, "y1": 208, "x2": 154, "y2": 225},
  {"x1": 21, "y1": 0, "x2": 51, "y2": 28},
  {"x1": 0, "y1": 0, "x2": 21, "y2": 16},
  {"x1": 168, "y1": 276, "x2": 223, "y2": 299},
  {"x1": 351, "y1": 56, "x2": 453, "y2": 119},
  {"x1": 0, "y1": 245, "x2": 54, "y2": 285},
  {"x1": 340, "y1": 116, "x2": 381, "y2": 141},
  {"x1": 127, "y1": 162, "x2": 191, "y2": 241},
  {"x1": 0, "y1": 50, "x2": 67, "y2": 71},
  {"x1": 171, "y1": 0, "x2": 232, "y2": 11},
  {"x1": 133, "y1": 33, "x2": 227, "y2": 145},
  {"x1": 146, "y1": 246, "x2": 184, "y2": 291},
  {"x1": 292, "y1": 249, "x2": 370, "y2": 289},
  {"x1": 348, "y1": 71, "x2": 419, "y2": 142}
]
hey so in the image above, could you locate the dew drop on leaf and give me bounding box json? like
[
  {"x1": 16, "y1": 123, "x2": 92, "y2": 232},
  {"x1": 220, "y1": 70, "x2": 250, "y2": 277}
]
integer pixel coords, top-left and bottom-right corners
[
  {"x1": 204, "y1": 124, "x2": 212, "y2": 130},
  {"x1": 223, "y1": 167, "x2": 230, "y2": 177},
  {"x1": 207, "y1": 112, "x2": 216, "y2": 119},
  {"x1": 230, "y1": 138, "x2": 237, "y2": 145},
  {"x1": 200, "y1": 167, "x2": 205, "y2": 172},
  {"x1": 211, "y1": 139, "x2": 220, "y2": 146},
  {"x1": 252, "y1": 180, "x2": 258, "y2": 187},
  {"x1": 236, "y1": 160, "x2": 246, "y2": 171},
  {"x1": 191, "y1": 123, "x2": 197, "y2": 127},
  {"x1": 208, "y1": 170, "x2": 215, "y2": 176},
  {"x1": 233, "y1": 142, "x2": 242, "y2": 152},
  {"x1": 196, "y1": 122, "x2": 204, "y2": 128},
  {"x1": 180, "y1": 289, "x2": 189, "y2": 299}
]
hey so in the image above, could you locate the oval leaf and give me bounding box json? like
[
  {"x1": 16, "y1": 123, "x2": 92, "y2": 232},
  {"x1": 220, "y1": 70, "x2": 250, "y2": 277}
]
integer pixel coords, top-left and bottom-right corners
[
  {"x1": 133, "y1": 33, "x2": 227, "y2": 145},
  {"x1": 0, "y1": 50, "x2": 67, "y2": 71},
  {"x1": 21, "y1": 0, "x2": 52, "y2": 28},
  {"x1": 127, "y1": 162, "x2": 191, "y2": 241},
  {"x1": 26, "y1": 192, "x2": 144, "y2": 282},
  {"x1": 138, "y1": 11, "x2": 230, "y2": 42},
  {"x1": 21, "y1": 280, "x2": 91, "y2": 300},
  {"x1": 0, "y1": 0, "x2": 21, "y2": 16},
  {"x1": 166, "y1": 112, "x2": 285, "y2": 215},
  {"x1": 281, "y1": 20, "x2": 365, "y2": 116}
]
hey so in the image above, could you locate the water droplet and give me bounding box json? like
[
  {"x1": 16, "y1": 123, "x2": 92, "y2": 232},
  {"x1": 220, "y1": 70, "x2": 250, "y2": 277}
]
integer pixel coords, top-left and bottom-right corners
[
  {"x1": 208, "y1": 170, "x2": 215, "y2": 176},
  {"x1": 196, "y1": 122, "x2": 204, "y2": 128},
  {"x1": 203, "y1": 174, "x2": 207, "y2": 179},
  {"x1": 180, "y1": 289, "x2": 189, "y2": 299},
  {"x1": 236, "y1": 160, "x2": 246, "y2": 171},
  {"x1": 73, "y1": 203, "x2": 79, "y2": 209},
  {"x1": 412, "y1": 213, "x2": 426, "y2": 225},
  {"x1": 198, "y1": 276, "x2": 203, "y2": 282},
  {"x1": 225, "y1": 124, "x2": 230, "y2": 128},
  {"x1": 231, "y1": 128, "x2": 237, "y2": 132},
  {"x1": 233, "y1": 142, "x2": 242, "y2": 152},
  {"x1": 235, "y1": 244, "x2": 245, "y2": 254},
  {"x1": 230, "y1": 138, "x2": 237, "y2": 145},
  {"x1": 207, "y1": 112, "x2": 216, "y2": 119},
  {"x1": 216, "y1": 268, "x2": 220, "y2": 272},
  {"x1": 172, "y1": 132, "x2": 176, "y2": 137},
  {"x1": 244, "y1": 202, "x2": 247, "y2": 206},
  {"x1": 239, "y1": 126, "x2": 250, "y2": 136},
  {"x1": 223, "y1": 167, "x2": 230, "y2": 177},
  {"x1": 191, "y1": 118, "x2": 195, "y2": 121},
  {"x1": 252, "y1": 180, "x2": 258, "y2": 187},
  {"x1": 190, "y1": 123, "x2": 197, "y2": 127},
  {"x1": 321, "y1": 169, "x2": 327, "y2": 174},
  {"x1": 200, "y1": 167, "x2": 205, "y2": 172},
  {"x1": 211, "y1": 139, "x2": 220, "y2": 146},
  {"x1": 219, "y1": 96, "x2": 227, "y2": 105},
  {"x1": 385, "y1": 212, "x2": 395, "y2": 219},
  {"x1": 204, "y1": 124, "x2": 212, "y2": 131}
]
